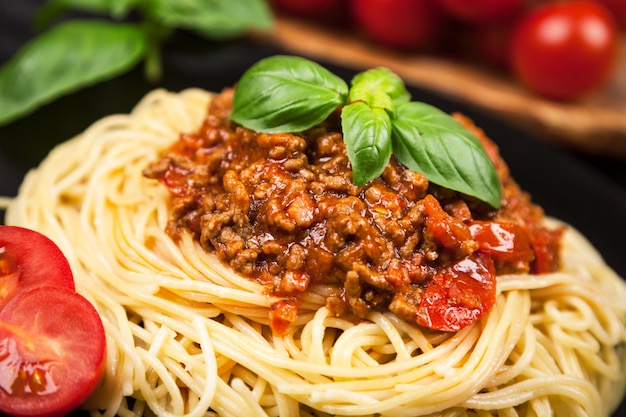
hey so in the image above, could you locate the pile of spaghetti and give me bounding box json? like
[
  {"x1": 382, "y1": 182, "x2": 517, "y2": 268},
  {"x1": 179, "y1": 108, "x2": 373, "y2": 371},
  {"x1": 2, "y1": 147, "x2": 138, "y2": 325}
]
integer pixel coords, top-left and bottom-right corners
[{"x1": 5, "y1": 87, "x2": 626, "y2": 417}]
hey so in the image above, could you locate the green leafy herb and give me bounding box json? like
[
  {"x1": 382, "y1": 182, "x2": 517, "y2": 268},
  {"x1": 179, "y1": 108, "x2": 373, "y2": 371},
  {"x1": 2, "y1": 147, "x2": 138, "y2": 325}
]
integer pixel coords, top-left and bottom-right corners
[
  {"x1": 35, "y1": 0, "x2": 139, "y2": 28},
  {"x1": 144, "y1": 0, "x2": 273, "y2": 39},
  {"x1": 391, "y1": 102, "x2": 501, "y2": 207},
  {"x1": 341, "y1": 102, "x2": 392, "y2": 185},
  {"x1": 348, "y1": 67, "x2": 410, "y2": 115},
  {"x1": 0, "y1": 0, "x2": 273, "y2": 126},
  {"x1": 231, "y1": 55, "x2": 348, "y2": 133},
  {"x1": 0, "y1": 20, "x2": 147, "y2": 126},
  {"x1": 231, "y1": 55, "x2": 502, "y2": 208}
]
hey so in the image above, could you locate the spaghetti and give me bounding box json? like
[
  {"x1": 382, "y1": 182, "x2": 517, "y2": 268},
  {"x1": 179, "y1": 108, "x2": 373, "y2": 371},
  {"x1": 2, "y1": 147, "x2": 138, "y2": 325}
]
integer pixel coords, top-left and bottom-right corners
[{"x1": 4, "y1": 88, "x2": 626, "y2": 417}]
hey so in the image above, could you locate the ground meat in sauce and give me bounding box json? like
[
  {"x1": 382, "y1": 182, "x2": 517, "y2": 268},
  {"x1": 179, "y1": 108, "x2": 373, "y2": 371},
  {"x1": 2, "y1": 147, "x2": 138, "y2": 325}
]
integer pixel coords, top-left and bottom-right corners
[{"x1": 143, "y1": 88, "x2": 563, "y2": 332}]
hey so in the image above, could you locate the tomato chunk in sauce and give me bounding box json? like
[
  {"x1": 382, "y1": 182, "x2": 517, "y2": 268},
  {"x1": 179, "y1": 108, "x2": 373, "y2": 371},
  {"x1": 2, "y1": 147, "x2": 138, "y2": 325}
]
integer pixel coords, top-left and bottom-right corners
[{"x1": 144, "y1": 88, "x2": 563, "y2": 333}]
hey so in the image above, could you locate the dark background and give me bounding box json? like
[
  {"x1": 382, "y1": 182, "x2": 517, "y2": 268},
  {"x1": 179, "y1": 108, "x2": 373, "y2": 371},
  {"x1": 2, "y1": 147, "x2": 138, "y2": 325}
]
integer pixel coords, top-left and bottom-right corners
[{"x1": 1, "y1": 1, "x2": 626, "y2": 416}]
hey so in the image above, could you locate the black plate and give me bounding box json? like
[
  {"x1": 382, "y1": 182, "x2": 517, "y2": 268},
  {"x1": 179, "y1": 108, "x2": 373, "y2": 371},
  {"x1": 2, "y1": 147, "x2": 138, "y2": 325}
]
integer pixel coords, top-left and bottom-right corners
[{"x1": 2, "y1": 6, "x2": 626, "y2": 416}]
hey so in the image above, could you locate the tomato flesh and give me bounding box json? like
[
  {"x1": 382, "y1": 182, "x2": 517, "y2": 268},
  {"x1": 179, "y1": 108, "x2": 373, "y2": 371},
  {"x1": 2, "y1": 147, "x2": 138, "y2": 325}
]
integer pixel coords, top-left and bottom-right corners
[
  {"x1": 269, "y1": 298, "x2": 298, "y2": 335},
  {"x1": 469, "y1": 221, "x2": 535, "y2": 270},
  {"x1": 0, "y1": 226, "x2": 74, "y2": 311},
  {"x1": 0, "y1": 286, "x2": 106, "y2": 417},
  {"x1": 416, "y1": 252, "x2": 496, "y2": 332},
  {"x1": 529, "y1": 227, "x2": 563, "y2": 274}
]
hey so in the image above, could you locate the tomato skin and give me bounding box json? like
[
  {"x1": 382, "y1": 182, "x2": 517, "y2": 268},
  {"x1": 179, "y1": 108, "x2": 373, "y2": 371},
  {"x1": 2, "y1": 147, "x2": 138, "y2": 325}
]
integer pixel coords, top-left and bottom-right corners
[
  {"x1": 0, "y1": 286, "x2": 106, "y2": 417},
  {"x1": 511, "y1": 1, "x2": 620, "y2": 100},
  {"x1": 591, "y1": 0, "x2": 626, "y2": 28},
  {"x1": 0, "y1": 226, "x2": 74, "y2": 311},
  {"x1": 469, "y1": 221, "x2": 535, "y2": 271},
  {"x1": 438, "y1": 0, "x2": 524, "y2": 23},
  {"x1": 350, "y1": 0, "x2": 444, "y2": 50},
  {"x1": 416, "y1": 252, "x2": 496, "y2": 332}
]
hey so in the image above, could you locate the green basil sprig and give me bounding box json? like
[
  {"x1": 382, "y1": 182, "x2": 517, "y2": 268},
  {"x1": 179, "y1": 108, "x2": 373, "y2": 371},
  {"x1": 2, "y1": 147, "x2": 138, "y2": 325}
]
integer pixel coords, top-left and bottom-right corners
[
  {"x1": 232, "y1": 55, "x2": 348, "y2": 133},
  {"x1": 0, "y1": 20, "x2": 147, "y2": 126},
  {"x1": 231, "y1": 55, "x2": 502, "y2": 209},
  {"x1": 0, "y1": 0, "x2": 273, "y2": 126}
]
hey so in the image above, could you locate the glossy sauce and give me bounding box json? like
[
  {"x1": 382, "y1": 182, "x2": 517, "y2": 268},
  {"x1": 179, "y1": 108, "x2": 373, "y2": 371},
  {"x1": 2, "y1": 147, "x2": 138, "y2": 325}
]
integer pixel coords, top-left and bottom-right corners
[{"x1": 144, "y1": 88, "x2": 563, "y2": 333}]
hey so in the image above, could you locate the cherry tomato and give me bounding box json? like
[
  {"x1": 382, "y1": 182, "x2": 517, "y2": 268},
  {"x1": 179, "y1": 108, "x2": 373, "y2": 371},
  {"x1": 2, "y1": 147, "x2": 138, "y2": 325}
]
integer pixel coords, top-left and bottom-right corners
[
  {"x1": 0, "y1": 226, "x2": 74, "y2": 311},
  {"x1": 416, "y1": 252, "x2": 496, "y2": 332},
  {"x1": 438, "y1": 0, "x2": 524, "y2": 23},
  {"x1": 591, "y1": 0, "x2": 626, "y2": 28},
  {"x1": 511, "y1": 1, "x2": 620, "y2": 100},
  {"x1": 349, "y1": 0, "x2": 444, "y2": 50},
  {"x1": 0, "y1": 286, "x2": 106, "y2": 417},
  {"x1": 272, "y1": 0, "x2": 345, "y2": 20}
]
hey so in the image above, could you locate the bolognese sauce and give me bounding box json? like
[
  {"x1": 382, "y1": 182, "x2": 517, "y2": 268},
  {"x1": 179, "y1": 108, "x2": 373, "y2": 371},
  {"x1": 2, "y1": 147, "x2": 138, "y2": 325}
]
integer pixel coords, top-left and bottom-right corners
[{"x1": 143, "y1": 88, "x2": 562, "y2": 333}]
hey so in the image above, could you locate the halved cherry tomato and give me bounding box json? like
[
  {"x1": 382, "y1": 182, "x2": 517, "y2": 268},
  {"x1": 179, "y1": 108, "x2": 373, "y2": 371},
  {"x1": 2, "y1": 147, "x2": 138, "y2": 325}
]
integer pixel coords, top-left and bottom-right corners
[
  {"x1": 349, "y1": 0, "x2": 444, "y2": 50},
  {"x1": 0, "y1": 286, "x2": 106, "y2": 417},
  {"x1": 416, "y1": 252, "x2": 496, "y2": 332},
  {"x1": 511, "y1": 1, "x2": 620, "y2": 100},
  {"x1": 0, "y1": 226, "x2": 74, "y2": 311}
]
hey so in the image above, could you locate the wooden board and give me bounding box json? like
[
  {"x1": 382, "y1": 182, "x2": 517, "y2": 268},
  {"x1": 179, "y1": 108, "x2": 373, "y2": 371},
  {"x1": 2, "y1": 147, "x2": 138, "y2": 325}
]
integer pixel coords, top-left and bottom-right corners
[{"x1": 255, "y1": 16, "x2": 626, "y2": 159}]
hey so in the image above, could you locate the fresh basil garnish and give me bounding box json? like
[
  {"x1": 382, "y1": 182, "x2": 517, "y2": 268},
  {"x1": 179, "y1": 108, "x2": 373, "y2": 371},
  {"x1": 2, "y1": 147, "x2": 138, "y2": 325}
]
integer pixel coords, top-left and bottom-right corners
[
  {"x1": 392, "y1": 102, "x2": 501, "y2": 208},
  {"x1": 231, "y1": 55, "x2": 349, "y2": 133},
  {"x1": 341, "y1": 102, "x2": 393, "y2": 186},
  {"x1": 0, "y1": 20, "x2": 147, "y2": 126},
  {"x1": 35, "y1": 0, "x2": 139, "y2": 28},
  {"x1": 348, "y1": 67, "x2": 410, "y2": 115},
  {"x1": 231, "y1": 56, "x2": 502, "y2": 209},
  {"x1": 144, "y1": 0, "x2": 272, "y2": 39},
  {"x1": 0, "y1": 0, "x2": 272, "y2": 127}
]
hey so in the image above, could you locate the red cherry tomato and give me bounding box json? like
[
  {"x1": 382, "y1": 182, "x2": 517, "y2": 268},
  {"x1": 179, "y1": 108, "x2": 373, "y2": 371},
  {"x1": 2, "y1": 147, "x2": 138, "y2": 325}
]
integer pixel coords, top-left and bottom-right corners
[
  {"x1": 272, "y1": 0, "x2": 345, "y2": 20},
  {"x1": 438, "y1": 0, "x2": 524, "y2": 23},
  {"x1": 0, "y1": 226, "x2": 74, "y2": 311},
  {"x1": 416, "y1": 252, "x2": 496, "y2": 332},
  {"x1": 350, "y1": 0, "x2": 444, "y2": 50},
  {"x1": 511, "y1": 1, "x2": 620, "y2": 100},
  {"x1": 591, "y1": 0, "x2": 626, "y2": 28},
  {"x1": 0, "y1": 286, "x2": 106, "y2": 417}
]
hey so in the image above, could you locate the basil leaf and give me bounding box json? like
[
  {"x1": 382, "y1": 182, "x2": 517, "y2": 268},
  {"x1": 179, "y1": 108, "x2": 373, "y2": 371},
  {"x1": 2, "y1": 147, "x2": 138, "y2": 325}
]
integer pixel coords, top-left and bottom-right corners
[
  {"x1": 35, "y1": 0, "x2": 138, "y2": 28},
  {"x1": 231, "y1": 55, "x2": 349, "y2": 133},
  {"x1": 349, "y1": 67, "x2": 410, "y2": 114},
  {"x1": 342, "y1": 102, "x2": 392, "y2": 186},
  {"x1": 0, "y1": 20, "x2": 147, "y2": 126},
  {"x1": 145, "y1": 0, "x2": 273, "y2": 39},
  {"x1": 391, "y1": 102, "x2": 501, "y2": 208}
]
